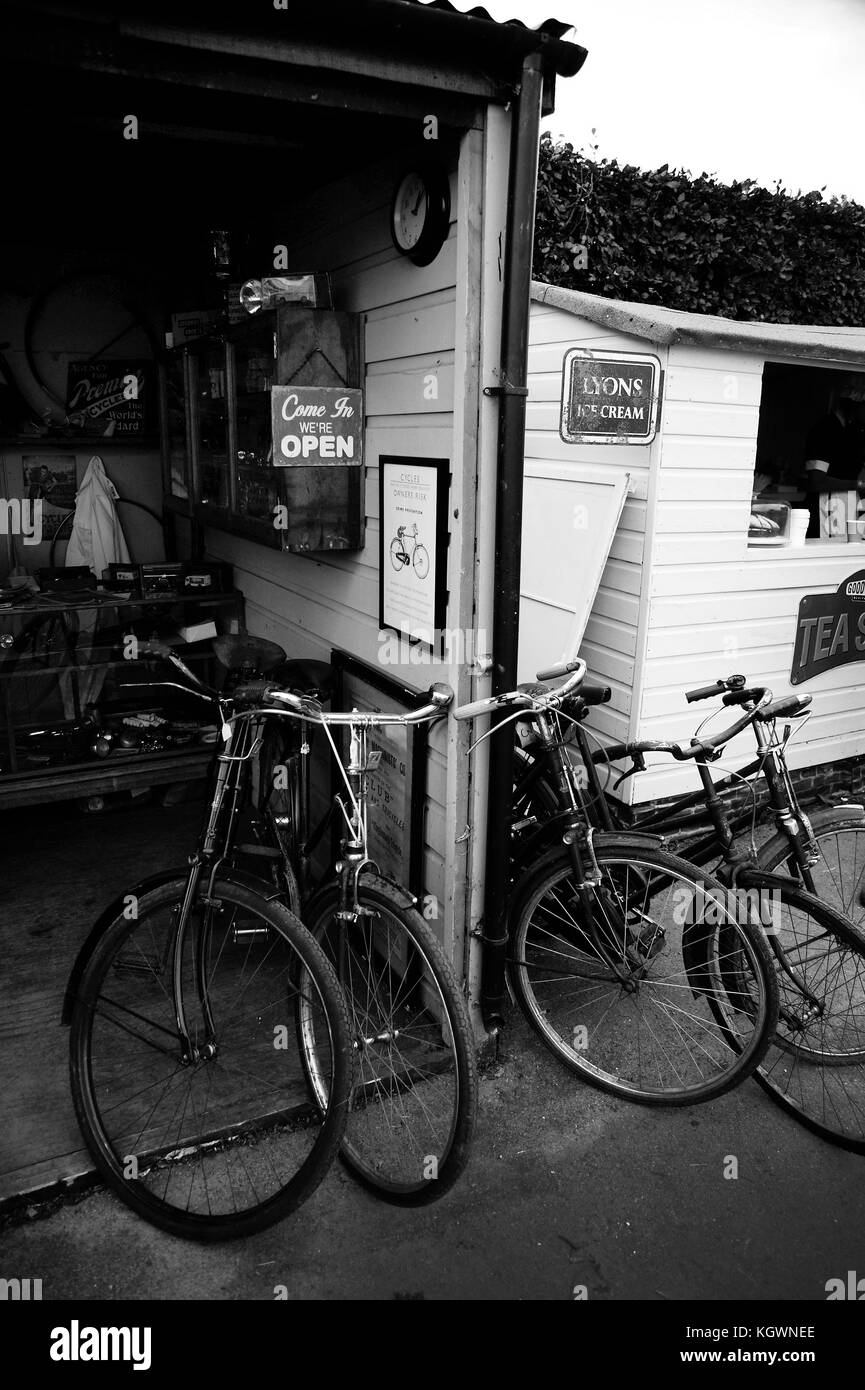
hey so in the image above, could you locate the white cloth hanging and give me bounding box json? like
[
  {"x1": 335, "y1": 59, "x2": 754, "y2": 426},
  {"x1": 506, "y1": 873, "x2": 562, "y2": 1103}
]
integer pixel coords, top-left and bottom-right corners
[{"x1": 65, "y1": 456, "x2": 130, "y2": 576}]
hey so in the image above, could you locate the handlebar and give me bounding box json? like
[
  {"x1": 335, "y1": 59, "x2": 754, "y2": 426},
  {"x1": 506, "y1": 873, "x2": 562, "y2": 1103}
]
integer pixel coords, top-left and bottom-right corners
[
  {"x1": 757, "y1": 694, "x2": 812, "y2": 721},
  {"x1": 265, "y1": 681, "x2": 453, "y2": 727},
  {"x1": 454, "y1": 658, "x2": 588, "y2": 722},
  {"x1": 685, "y1": 674, "x2": 747, "y2": 703}
]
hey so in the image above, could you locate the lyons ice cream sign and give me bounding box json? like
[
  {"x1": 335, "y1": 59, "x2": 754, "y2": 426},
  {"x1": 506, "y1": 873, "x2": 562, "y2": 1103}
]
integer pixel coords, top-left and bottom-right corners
[
  {"x1": 560, "y1": 349, "x2": 662, "y2": 445},
  {"x1": 271, "y1": 386, "x2": 363, "y2": 466}
]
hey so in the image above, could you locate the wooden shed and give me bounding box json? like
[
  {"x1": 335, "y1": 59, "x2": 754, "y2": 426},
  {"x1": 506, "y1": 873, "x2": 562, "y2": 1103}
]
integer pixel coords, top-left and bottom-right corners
[{"x1": 525, "y1": 282, "x2": 865, "y2": 805}]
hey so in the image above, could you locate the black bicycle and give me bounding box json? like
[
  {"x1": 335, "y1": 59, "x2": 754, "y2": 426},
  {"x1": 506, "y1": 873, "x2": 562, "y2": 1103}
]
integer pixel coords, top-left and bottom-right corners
[
  {"x1": 455, "y1": 659, "x2": 780, "y2": 1106},
  {"x1": 66, "y1": 641, "x2": 355, "y2": 1241},
  {"x1": 509, "y1": 672, "x2": 865, "y2": 1153}
]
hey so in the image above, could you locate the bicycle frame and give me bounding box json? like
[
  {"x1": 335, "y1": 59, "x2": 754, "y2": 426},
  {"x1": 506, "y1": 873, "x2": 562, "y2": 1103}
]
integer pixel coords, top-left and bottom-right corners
[{"x1": 515, "y1": 704, "x2": 830, "y2": 895}]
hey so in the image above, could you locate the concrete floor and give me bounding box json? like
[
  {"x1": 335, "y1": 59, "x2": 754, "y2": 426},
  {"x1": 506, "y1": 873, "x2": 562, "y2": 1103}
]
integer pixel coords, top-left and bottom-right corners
[
  {"x1": 2, "y1": 1003, "x2": 864, "y2": 1301},
  {"x1": 1, "y1": 792, "x2": 864, "y2": 1300}
]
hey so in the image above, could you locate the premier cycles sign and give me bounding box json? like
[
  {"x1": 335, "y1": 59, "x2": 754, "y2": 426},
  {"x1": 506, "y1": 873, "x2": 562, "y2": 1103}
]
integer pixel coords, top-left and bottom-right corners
[
  {"x1": 560, "y1": 348, "x2": 662, "y2": 445},
  {"x1": 791, "y1": 570, "x2": 865, "y2": 684}
]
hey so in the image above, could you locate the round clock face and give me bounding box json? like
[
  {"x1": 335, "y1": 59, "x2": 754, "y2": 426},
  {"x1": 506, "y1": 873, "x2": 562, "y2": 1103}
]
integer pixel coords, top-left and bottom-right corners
[
  {"x1": 393, "y1": 172, "x2": 428, "y2": 253},
  {"x1": 391, "y1": 164, "x2": 450, "y2": 266}
]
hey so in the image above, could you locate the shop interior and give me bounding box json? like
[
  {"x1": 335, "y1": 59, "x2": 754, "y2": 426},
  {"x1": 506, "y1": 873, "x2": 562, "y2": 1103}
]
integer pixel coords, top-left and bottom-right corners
[
  {"x1": 0, "y1": 41, "x2": 464, "y2": 1198},
  {"x1": 753, "y1": 362, "x2": 865, "y2": 539}
]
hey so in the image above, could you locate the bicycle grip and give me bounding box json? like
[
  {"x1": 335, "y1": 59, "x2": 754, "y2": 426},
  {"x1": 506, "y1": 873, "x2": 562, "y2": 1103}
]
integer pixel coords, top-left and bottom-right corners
[
  {"x1": 536, "y1": 659, "x2": 584, "y2": 682},
  {"x1": 721, "y1": 687, "x2": 765, "y2": 707},
  {"x1": 758, "y1": 694, "x2": 812, "y2": 720},
  {"x1": 684, "y1": 681, "x2": 725, "y2": 703},
  {"x1": 578, "y1": 684, "x2": 612, "y2": 707},
  {"x1": 453, "y1": 695, "x2": 499, "y2": 720},
  {"x1": 231, "y1": 681, "x2": 275, "y2": 704}
]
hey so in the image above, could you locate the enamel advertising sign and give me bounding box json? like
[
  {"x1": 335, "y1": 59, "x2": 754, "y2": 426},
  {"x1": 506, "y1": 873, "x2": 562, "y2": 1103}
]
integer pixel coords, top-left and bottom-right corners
[
  {"x1": 791, "y1": 571, "x2": 865, "y2": 684},
  {"x1": 561, "y1": 349, "x2": 662, "y2": 445}
]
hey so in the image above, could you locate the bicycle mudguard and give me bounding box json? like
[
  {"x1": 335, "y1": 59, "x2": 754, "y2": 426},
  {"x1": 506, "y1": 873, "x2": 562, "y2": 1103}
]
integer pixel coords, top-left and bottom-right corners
[
  {"x1": 304, "y1": 870, "x2": 419, "y2": 920},
  {"x1": 513, "y1": 821, "x2": 666, "y2": 877},
  {"x1": 61, "y1": 864, "x2": 287, "y2": 1024}
]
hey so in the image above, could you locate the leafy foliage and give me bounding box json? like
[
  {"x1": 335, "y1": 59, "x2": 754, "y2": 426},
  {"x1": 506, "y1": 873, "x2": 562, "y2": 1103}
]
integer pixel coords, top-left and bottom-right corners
[{"x1": 534, "y1": 133, "x2": 865, "y2": 325}]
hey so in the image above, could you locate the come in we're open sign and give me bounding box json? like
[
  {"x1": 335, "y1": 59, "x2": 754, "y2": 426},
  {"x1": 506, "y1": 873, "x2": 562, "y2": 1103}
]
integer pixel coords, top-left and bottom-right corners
[{"x1": 271, "y1": 386, "x2": 363, "y2": 466}]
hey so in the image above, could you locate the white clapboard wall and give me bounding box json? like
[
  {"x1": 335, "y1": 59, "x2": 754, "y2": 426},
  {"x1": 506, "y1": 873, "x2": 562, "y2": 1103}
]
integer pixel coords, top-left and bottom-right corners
[
  {"x1": 202, "y1": 135, "x2": 495, "y2": 967},
  {"x1": 525, "y1": 300, "x2": 664, "y2": 755},
  {"x1": 528, "y1": 290, "x2": 865, "y2": 806}
]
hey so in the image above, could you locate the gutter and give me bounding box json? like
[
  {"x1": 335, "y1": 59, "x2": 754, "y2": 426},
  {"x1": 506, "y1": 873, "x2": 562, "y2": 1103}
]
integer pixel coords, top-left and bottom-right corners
[{"x1": 480, "y1": 51, "x2": 545, "y2": 1033}]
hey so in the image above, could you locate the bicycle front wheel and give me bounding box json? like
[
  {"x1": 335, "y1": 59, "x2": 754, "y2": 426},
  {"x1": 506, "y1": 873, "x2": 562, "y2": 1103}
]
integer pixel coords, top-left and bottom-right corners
[
  {"x1": 754, "y1": 883, "x2": 865, "y2": 1152},
  {"x1": 300, "y1": 874, "x2": 477, "y2": 1204},
  {"x1": 509, "y1": 842, "x2": 778, "y2": 1105},
  {"x1": 757, "y1": 806, "x2": 865, "y2": 931},
  {"x1": 69, "y1": 878, "x2": 353, "y2": 1240}
]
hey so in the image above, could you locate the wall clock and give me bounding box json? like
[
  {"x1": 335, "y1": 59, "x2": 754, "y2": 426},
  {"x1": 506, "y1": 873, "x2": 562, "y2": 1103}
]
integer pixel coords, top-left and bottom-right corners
[{"x1": 390, "y1": 162, "x2": 451, "y2": 267}]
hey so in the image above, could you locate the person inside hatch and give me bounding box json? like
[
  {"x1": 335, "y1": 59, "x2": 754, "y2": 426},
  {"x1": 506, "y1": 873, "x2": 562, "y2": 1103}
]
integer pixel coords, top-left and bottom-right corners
[{"x1": 802, "y1": 376, "x2": 865, "y2": 538}]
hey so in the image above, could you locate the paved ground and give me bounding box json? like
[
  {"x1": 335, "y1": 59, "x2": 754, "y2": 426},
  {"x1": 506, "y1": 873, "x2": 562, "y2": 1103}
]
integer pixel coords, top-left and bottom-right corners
[{"x1": 2, "y1": 1005, "x2": 862, "y2": 1302}]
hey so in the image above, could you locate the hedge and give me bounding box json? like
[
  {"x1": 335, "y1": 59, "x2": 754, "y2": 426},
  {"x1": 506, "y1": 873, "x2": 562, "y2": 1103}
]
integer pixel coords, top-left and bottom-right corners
[{"x1": 533, "y1": 133, "x2": 865, "y2": 325}]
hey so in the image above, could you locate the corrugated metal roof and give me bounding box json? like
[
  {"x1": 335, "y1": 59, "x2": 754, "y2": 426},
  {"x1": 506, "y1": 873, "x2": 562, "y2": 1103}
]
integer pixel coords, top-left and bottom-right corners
[
  {"x1": 531, "y1": 282, "x2": 865, "y2": 368},
  {"x1": 413, "y1": 1, "x2": 575, "y2": 40}
]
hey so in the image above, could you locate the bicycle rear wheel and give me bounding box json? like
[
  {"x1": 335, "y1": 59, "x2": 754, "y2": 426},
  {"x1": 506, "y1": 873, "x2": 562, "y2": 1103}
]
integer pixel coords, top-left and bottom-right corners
[
  {"x1": 753, "y1": 883, "x2": 865, "y2": 1152},
  {"x1": 300, "y1": 874, "x2": 477, "y2": 1204},
  {"x1": 69, "y1": 877, "x2": 353, "y2": 1240},
  {"x1": 509, "y1": 842, "x2": 778, "y2": 1105}
]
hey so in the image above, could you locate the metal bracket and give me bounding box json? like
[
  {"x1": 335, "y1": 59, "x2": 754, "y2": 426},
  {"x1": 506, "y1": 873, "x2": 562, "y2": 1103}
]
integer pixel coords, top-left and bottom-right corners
[{"x1": 483, "y1": 383, "x2": 528, "y2": 398}]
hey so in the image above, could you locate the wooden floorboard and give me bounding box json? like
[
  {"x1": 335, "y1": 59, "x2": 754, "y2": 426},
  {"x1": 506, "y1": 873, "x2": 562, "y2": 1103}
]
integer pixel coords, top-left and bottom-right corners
[{"x1": 0, "y1": 793, "x2": 205, "y2": 1203}]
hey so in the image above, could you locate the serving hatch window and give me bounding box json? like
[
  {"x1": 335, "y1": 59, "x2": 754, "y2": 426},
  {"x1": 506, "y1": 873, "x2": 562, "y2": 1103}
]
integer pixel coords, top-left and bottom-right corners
[{"x1": 752, "y1": 363, "x2": 865, "y2": 544}]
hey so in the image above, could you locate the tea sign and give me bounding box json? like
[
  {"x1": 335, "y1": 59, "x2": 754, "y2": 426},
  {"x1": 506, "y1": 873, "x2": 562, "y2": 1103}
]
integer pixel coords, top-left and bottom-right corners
[
  {"x1": 791, "y1": 570, "x2": 865, "y2": 684},
  {"x1": 271, "y1": 385, "x2": 363, "y2": 467}
]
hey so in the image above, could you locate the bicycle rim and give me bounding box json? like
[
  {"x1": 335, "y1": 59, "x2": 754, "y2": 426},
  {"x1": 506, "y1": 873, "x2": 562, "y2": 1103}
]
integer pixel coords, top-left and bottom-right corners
[
  {"x1": 759, "y1": 813, "x2": 865, "y2": 931},
  {"x1": 755, "y1": 887, "x2": 865, "y2": 1152},
  {"x1": 510, "y1": 847, "x2": 777, "y2": 1105},
  {"x1": 300, "y1": 876, "x2": 477, "y2": 1204},
  {"x1": 70, "y1": 879, "x2": 352, "y2": 1239}
]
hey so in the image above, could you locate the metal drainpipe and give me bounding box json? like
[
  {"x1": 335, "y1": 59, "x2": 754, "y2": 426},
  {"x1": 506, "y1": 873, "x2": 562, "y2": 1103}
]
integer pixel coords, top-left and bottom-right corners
[{"x1": 480, "y1": 51, "x2": 545, "y2": 1033}]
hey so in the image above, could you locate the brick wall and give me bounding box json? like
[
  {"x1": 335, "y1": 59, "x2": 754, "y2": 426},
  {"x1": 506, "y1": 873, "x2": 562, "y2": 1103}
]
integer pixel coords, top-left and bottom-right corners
[{"x1": 609, "y1": 752, "x2": 865, "y2": 829}]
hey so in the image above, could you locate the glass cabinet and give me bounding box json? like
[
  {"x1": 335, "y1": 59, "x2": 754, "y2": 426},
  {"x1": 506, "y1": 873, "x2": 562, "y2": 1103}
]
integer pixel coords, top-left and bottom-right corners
[{"x1": 161, "y1": 306, "x2": 363, "y2": 552}]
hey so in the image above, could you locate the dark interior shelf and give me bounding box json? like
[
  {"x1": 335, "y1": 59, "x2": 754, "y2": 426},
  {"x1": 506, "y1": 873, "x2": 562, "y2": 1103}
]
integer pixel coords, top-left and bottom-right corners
[{"x1": 0, "y1": 435, "x2": 160, "y2": 449}]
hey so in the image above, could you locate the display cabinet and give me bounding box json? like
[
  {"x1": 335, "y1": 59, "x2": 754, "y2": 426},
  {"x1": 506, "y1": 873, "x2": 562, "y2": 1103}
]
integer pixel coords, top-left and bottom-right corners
[
  {"x1": 162, "y1": 306, "x2": 364, "y2": 553},
  {"x1": 0, "y1": 588, "x2": 244, "y2": 809}
]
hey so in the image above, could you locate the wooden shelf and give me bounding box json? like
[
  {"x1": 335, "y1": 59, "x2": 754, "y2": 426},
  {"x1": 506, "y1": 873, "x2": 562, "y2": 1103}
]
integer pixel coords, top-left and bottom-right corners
[{"x1": 0, "y1": 435, "x2": 160, "y2": 449}]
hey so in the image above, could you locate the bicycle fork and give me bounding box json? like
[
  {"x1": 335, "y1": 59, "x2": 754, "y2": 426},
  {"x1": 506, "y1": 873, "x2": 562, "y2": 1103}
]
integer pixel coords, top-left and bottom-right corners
[
  {"x1": 169, "y1": 714, "x2": 251, "y2": 1065},
  {"x1": 539, "y1": 710, "x2": 643, "y2": 991}
]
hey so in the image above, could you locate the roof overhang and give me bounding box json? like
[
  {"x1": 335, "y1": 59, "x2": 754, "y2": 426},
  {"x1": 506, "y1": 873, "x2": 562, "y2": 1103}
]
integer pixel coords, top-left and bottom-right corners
[{"x1": 532, "y1": 282, "x2": 865, "y2": 369}]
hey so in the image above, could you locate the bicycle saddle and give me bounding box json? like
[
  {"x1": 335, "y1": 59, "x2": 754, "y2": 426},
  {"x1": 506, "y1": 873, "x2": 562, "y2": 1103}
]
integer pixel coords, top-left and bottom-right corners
[
  {"x1": 269, "y1": 658, "x2": 336, "y2": 701},
  {"x1": 213, "y1": 634, "x2": 287, "y2": 672}
]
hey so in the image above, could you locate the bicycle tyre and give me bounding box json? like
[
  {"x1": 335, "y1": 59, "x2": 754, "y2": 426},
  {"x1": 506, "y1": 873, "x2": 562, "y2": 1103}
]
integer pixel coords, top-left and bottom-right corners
[
  {"x1": 757, "y1": 806, "x2": 865, "y2": 930},
  {"x1": 751, "y1": 881, "x2": 865, "y2": 1153},
  {"x1": 413, "y1": 545, "x2": 430, "y2": 579},
  {"x1": 389, "y1": 538, "x2": 404, "y2": 571},
  {"x1": 299, "y1": 874, "x2": 478, "y2": 1204},
  {"x1": 69, "y1": 877, "x2": 353, "y2": 1240},
  {"x1": 508, "y1": 840, "x2": 778, "y2": 1105}
]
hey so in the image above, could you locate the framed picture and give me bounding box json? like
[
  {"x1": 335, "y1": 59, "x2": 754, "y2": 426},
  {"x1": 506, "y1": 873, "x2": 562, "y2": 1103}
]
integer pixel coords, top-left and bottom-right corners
[
  {"x1": 66, "y1": 360, "x2": 154, "y2": 435},
  {"x1": 20, "y1": 454, "x2": 79, "y2": 541},
  {"x1": 379, "y1": 456, "x2": 449, "y2": 648}
]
